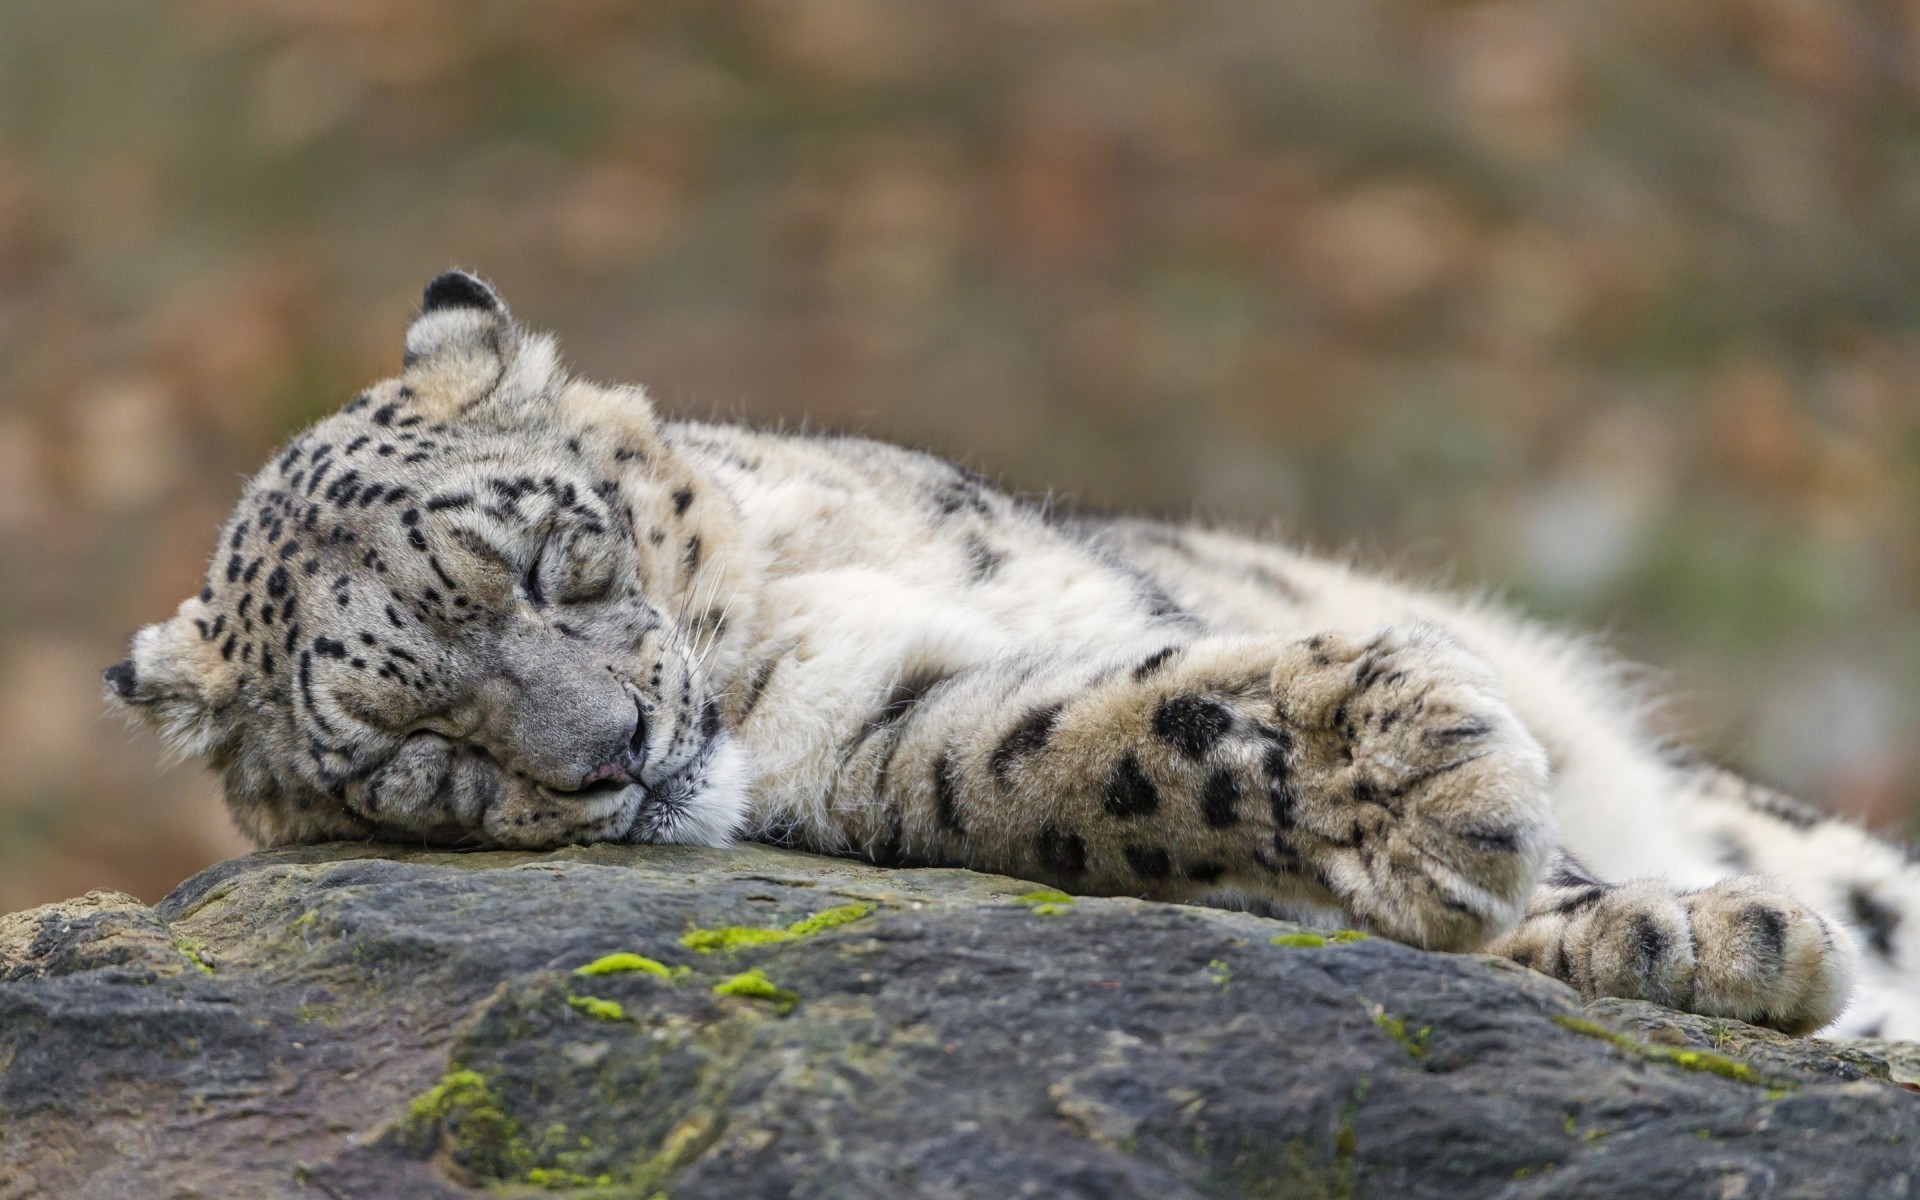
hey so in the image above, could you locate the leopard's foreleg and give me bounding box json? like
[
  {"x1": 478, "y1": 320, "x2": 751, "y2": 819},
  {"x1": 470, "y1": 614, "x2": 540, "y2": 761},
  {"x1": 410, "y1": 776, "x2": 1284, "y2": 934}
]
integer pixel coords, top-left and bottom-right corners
[{"x1": 834, "y1": 623, "x2": 1556, "y2": 951}]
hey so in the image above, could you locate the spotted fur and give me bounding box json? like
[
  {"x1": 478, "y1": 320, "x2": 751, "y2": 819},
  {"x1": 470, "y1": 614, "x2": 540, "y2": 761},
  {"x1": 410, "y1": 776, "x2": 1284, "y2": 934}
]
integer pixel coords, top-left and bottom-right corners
[{"x1": 109, "y1": 271, "x2": 1920, "y2": 1037}]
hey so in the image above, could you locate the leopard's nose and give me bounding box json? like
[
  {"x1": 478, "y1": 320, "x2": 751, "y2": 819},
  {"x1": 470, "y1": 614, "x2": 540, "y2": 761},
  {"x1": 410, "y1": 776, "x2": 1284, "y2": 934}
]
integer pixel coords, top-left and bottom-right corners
[{"x1": 578, "y1": 700, "x2": 647, "y2": 789}]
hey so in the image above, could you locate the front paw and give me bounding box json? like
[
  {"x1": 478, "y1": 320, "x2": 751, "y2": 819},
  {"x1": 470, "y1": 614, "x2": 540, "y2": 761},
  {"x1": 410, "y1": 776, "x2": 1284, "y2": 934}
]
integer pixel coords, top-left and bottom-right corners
[
  {"x1": 1267, "y1": 625, "x2": 1555, "y2": 952},
  {"x1": 1497, "y1": 877, "x2": 1855, "y2": 1035}
]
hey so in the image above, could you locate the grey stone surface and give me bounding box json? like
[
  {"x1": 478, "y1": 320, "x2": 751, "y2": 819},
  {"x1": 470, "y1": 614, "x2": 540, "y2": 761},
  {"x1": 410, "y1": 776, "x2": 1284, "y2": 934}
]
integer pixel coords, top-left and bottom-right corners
[{"x1": 1, "y1": 842, "x2": 1916, "y2": 1199}]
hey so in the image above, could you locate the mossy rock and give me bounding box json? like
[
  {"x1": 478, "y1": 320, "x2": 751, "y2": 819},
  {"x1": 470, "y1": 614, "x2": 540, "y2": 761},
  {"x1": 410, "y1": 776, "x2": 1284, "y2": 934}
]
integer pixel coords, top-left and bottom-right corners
[{"x1": 1, "y1": 843, "x2": 1916, "y2": 1198}]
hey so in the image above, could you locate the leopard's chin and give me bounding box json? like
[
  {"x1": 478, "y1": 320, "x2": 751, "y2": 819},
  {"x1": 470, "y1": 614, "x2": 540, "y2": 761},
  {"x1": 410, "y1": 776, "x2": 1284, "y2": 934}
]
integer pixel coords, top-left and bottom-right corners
[{"x1": 623, "y1": 733, "x2": 750, "y2": 849}]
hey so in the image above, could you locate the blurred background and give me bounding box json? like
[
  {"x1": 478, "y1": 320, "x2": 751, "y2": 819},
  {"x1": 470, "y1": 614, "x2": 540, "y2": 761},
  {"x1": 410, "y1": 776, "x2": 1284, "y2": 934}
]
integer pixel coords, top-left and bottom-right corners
[{"x1": 5, "y1": 0, "x2": 1920, "y2": 914}]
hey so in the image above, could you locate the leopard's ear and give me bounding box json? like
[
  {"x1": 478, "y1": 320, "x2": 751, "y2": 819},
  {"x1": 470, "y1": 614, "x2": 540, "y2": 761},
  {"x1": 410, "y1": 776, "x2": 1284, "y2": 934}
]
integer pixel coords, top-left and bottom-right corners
[
  {"x1": 104, "y1": 611, "x2": 239, "y2": 758},
  {"x1": 404, "y1": 269, "x2": 509, "y2": 368},
  {"x1": 401, "y1": 269, "x2": 562, "y2": 418}
]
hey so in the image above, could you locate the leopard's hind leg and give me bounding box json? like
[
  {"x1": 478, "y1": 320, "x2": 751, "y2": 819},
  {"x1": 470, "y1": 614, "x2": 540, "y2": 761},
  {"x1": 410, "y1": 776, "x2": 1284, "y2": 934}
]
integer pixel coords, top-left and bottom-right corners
[
  {"x1": 1664, "y1": 763, "x2": 1920, "y2": 1038},
  {"x1": 1487, "y1": 848, "x2": 1856, "y2": 1035}
]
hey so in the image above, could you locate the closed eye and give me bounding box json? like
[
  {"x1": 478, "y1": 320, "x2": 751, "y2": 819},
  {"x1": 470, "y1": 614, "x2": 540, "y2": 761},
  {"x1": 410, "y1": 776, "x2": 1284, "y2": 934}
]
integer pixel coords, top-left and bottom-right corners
[
  {"x1": 523, "y1": 539, "x2": 549, "y2": 607},
  {"x1": 555, "y1": 556, "x2": 615, "y2": 605},
  {"x1": 528, "y1": 528, "x2": 620, "y2": 607}
]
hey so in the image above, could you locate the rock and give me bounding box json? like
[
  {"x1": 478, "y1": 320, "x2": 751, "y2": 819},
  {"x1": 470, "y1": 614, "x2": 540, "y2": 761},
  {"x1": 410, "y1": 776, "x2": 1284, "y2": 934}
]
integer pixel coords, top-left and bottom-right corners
[
  {"x1": 1581, "y1": 997, "x2": 1907, "y2": 1085},
  {"x1": 0, "y1": 843, "x2": 1915, "y2": 1199}
]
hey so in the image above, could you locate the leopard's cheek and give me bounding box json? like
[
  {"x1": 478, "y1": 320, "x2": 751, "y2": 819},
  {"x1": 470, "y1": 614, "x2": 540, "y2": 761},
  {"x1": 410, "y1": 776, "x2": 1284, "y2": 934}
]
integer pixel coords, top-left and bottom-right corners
[{"x1": 342, "y1": 734, "x2": 498, "y2": 837}]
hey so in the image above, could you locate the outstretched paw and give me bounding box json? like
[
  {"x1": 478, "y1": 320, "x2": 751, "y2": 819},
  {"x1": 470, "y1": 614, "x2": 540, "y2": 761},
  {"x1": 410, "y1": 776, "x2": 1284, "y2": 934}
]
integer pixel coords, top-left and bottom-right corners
[
  {"x1": 1267, "y1": 624, "x2": 1554, "y2": 952},
  {"x1": 1492, "y1": 871, "x2": 1855, "y2": 1035},
  {"x1": 1683, "y1": 877, "x2": 1855, "y2": 1034}
]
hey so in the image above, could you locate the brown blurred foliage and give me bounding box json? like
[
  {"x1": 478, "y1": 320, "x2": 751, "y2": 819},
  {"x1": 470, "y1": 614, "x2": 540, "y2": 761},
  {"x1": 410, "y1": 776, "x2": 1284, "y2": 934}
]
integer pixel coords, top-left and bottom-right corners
[{"x1": 5, "y1": 0, "x2": 1920, "y2": 914}]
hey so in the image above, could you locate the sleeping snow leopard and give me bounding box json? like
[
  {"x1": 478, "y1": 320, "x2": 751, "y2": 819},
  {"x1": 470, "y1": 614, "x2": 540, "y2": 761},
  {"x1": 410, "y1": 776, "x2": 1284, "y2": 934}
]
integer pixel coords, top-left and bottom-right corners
[{"x1": 106, "y1": 269, "x2": 1920, "y2": 1039}]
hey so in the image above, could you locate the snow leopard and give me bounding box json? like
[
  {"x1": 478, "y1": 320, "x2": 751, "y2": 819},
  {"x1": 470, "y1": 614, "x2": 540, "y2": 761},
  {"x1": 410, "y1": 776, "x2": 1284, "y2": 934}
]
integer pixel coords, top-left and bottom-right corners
[{"x1": 106, "y1": 270, "x2": 1920, "y2": 1039}]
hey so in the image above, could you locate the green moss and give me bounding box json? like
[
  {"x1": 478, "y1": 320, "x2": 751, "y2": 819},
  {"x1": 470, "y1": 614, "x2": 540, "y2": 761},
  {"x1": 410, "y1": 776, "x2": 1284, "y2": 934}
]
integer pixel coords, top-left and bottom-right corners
[
  {"x1": 1668, "y1": 1050, "x2": 1754, "y2": 1082},
  {"x1": 712, "y1": 967, "x2": 799, "y2": 1015},
  {"x1": 1272, "y1": 929, "x2": 1370, "y2": 949},
  {"x1": 1014, "y1": 889, "x2": 1074, "y2": 905},
  {"x1": 624, "y1": 1108, "x2": 722, "y2": 1195},
  {"x1": 1551, "y1": 1015, "x2": 1781, "y2": 1088},
  {"x1": 401, "y1": 1069, "x2": 534, "y2": 1178},
  {"x1": 681, "y1": 925, "x2": 792, "y2": 952},
  {"x1": 567, "y1": 994, "x2": 627, "y2": 1022},
  {"x1": 1331, "y1": 1075, "x2": 1371, "y2": 1200},
  {"x1": 1370, "y1": 1007, "x2": 1431, "y2": 1059},
  {"x1": 1561, "y1": 1113, "x2": 1614, "y2": 1143},
  {"x1": 403, "y1": 1069, "x2": 664, "y2": 1185},
  {"x1": 785, "y1": 901, "x2": 876, "y2": 936},
  {"x1": 538, "y1": 1122, "x2": 584, "y2": 1151},
  {"x1": 682, "y1": 901, "x2": 878, "y2": 952},
  {"x1": 526, "y1": 1166, "x2": 615, "y2": 1188},
  {"x1": 1013, "y1": 889, "x2": 1076, "y2": 917},
  {"x1": 573, "y1": 952, "x2": 687, "y2": 980},
  {"x1": 1207, "y1": 959, "x2": 1232, "y2": 986},
  {"x1": 173, "y1": 932, "x2": 214, "y2": 975},
  {"x1": 406, "y1": 1069, "x2": 489, "y2": 1125}
]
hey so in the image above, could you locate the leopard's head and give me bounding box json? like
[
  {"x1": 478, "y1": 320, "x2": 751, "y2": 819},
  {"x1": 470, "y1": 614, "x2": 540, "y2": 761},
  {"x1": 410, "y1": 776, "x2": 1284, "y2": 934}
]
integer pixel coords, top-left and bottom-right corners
[{"x1": 106, "y1": 271, "x2": 755, "y2": 849}]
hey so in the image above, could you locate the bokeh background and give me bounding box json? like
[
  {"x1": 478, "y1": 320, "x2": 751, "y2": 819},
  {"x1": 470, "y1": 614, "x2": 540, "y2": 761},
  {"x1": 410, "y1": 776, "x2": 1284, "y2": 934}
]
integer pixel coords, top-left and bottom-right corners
[{"x1": 5, "y1": 0, "x2": 1920, "y2": 914}]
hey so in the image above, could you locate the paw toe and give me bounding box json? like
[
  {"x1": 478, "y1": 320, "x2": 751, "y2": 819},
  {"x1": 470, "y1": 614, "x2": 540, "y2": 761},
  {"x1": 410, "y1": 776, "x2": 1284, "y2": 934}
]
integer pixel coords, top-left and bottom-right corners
[
  {"x1": 1582, "y1": 886, "x2": 1696, "y2": 1010},
  {"x1": 1684, "y1": 879, "x2": 1854, "y2": 1035}
]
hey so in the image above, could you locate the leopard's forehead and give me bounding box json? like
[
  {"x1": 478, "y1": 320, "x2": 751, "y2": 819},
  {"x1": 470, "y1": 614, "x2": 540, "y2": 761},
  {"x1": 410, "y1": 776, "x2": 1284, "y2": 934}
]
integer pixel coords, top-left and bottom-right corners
[{"x1": 193, "y1": 380, "x2": 644, "y2": 689}]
